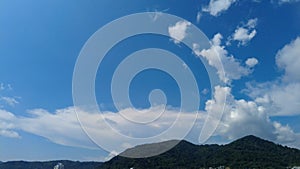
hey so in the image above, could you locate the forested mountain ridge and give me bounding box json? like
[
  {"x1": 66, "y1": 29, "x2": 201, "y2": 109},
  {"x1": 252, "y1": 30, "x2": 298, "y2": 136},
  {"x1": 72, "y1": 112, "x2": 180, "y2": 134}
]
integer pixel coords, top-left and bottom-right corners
[
  {"x1": 1, "y1": 135, "x2": 300, "y2": 169},
  {"x1": 100, "y1": 135, "x2": 300, "y2": 169}
]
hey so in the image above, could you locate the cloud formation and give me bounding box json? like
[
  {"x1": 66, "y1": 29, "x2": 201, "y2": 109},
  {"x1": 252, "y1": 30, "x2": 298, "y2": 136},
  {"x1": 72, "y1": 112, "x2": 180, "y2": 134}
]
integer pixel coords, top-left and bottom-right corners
[
  {"x1": 0, "y1": 106, "x2": 205, "y2": 153},
  {"x1": 0, "y1": 109, "x2": 20, "y2": 138},
  {"x1": 245, "y1": 57, "x2": 259, "y2": 67},
  {"x1": 0, "y1": 83, "x2": 12, "y2": 91},
  {"x1": 246, "y1": 37, "x2": 300, "y2": 116},
  {"x1": 168, "y1": 20, "x2": 191, "y2": 44},
  {"x1": 202, "y1": 0, "x2": 237, "y2": 16},
  {"x1": 193, "y1": 33, "x2": 258, "y2": 84},
  {"x1": 0, "y1": 96, "x2": 19, "y2": 107},
  {"x1": 276, "y1": 37, "x2": 300, "y2": 82},
  {"x1": 206, "y1": 86, "x2": 300, "y2": 147},
  {"x1": 1, "y1": 83, "x2": 299, "y2": 152},
  {"x1": 228, "y1": 18, "x2": 258, "y2": 46}
]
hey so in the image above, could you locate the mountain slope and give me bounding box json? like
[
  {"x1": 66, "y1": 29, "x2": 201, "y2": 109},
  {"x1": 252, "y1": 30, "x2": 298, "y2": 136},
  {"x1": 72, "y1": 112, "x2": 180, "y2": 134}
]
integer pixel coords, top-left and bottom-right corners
[{"x1": 100, "y1": 135, "x2": 300, "y2": 169}]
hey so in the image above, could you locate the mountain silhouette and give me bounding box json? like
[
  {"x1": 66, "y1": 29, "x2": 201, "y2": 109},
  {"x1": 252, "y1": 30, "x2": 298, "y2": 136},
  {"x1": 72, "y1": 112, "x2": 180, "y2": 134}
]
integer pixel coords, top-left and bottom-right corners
[
  {"x1": 1, "y1": 135, "x2": 300, "y2": 169},
  {"x1": 100, "y1": 135, "x2": 300, "y2": 169}
]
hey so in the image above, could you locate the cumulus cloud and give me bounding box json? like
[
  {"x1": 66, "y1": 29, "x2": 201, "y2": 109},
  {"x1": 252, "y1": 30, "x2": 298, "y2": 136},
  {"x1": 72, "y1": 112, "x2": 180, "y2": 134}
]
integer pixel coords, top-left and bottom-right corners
[
  {"x1": 233, "y1": 28, "x2": 256, "y2": 45},
  {"x1": 193, "y1": 33, "x2": 257, "y2": 84},
  {"x1": 202, "y1": 0, "x2": 237, "y2": 16},
  {"x1": 245, "y1": 57, "x2": 259, "y2": 67},
  {"x1": 247, "y1": 81, "x2": 300, "y2": 116},
  {"x1": 276, "y1": 37, "x2": 300, "y2": 82},
  {"x1": 168, "y1": 20, "x2": 191, "y2": 44},
  {"x1": 1, "y1": 35, "x2": 300, "y2": 152},
  {"x1": 228, "y1": 18, "x2": 258, "y2": 46},
  {"x1": 245, "y1": 37, "x2": 300, "y2": 117},
  {"x1": 206, "y1": 86, "x2": 300, "y2": 146},
  {"x1": 273, "y1": 121, "x2": 298, "y2": 143}
]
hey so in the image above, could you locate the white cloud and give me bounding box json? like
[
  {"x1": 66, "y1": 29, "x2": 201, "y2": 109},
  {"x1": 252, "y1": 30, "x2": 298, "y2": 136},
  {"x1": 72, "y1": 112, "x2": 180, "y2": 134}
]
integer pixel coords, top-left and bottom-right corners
[
  {"x1": 193, "y1": 33, "x2": 256, "y2": 84},
  {"x1": 16, "y1": 107, "x2": 97, "y2": 149},
  {"x1": 233, "y1": 28, "x2": 256, "y2": 45},
  {"x1": 276, "y1": 37, "x2": 300, "y2": 82},
  {"x1": 0, "y1": 106, "x2": 205, "y2": 153},
  {"x1": 202, "y1": 0, "x2": 237, "y2": 16},
  {"x1": 246, "y1": 18, "x2": 258, "y2": 28},
  {"x1": 248, "y1": 82, "x2": 300, "y2": 116},
  {"x1": 0, "y1": 83, "x2": 18, "y2": 108},
  {"x1": 245, "y1": 57, "x2": 259, "y2": 67},
  {"x1": 1, "y1": 85, "x2": 300, "y2": 153},
  {"x1": 270, "y1": 83, "x2": 300, "y2": 116},
  {"x1": 0, "y1": 109, "x2": 20, "y2": 138},
  {"x1": 0, "y1": 129, "x2": 20, "y2": 138},
  {"x1": 206, "y1": 86, "x2": 300, "y2": 145},
  {"x1": 1, "y1": 36, "x2": 299, "y2": 151},
  {"x1": 273, "y1": 121, "x2": 297, "y2": 143},
  {"x1": 168, "y1": 20, "x2": 191, "y2": 44},
  {"x1": 245, "y1": 37, "x2": 300, "y2": 116},
  {"x1": 228, "y1": 18, "x2": 258, "y2": 46},
  {"x1": 0, "y1": 96, "x2": 19, "y2": 107}
]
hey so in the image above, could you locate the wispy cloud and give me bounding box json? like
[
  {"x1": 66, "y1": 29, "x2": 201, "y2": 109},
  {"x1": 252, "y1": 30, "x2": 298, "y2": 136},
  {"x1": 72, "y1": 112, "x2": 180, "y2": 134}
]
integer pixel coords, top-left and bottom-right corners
[
  {"x1": 196, "y1": 12, "x2": 202, "y2": 23},
  {"x1": 0, "y1": 106, "x2": 205, "y2": 153},
  {"x1": 0, "y1": 109, "x2": 20, "y2": 138},
  {"x1": 0, "y1": 96, "x2": 19, "y2": 107},
  {"x1": 0, "y1": 83, "x2": 19, "y2": 107},
  {"x1": 148, "y1": 8, "x2": 169, "y2": 22},
  {"x1": 0, "y1": 83, "x2": 13, "y2": 91}
]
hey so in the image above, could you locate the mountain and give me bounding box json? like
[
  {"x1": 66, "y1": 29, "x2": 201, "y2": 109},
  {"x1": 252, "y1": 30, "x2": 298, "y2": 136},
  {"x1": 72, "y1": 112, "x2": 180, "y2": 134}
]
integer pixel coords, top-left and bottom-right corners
[
  {"x1": 1, "y1": 136, "x2": 300, "y2": 169},
  {"x1": 100, "y1": 135, "x2": 300, "y2": 169},
  {"x1": 0, "y1": 160, "x2": 102, "y2": 169}
]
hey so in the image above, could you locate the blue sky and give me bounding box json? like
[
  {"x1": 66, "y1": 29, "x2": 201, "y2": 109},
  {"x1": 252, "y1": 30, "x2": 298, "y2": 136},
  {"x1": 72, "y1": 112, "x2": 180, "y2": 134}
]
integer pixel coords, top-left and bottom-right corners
[{"x1": 0, "y1": 0, "x2": 300, "y2": 161}]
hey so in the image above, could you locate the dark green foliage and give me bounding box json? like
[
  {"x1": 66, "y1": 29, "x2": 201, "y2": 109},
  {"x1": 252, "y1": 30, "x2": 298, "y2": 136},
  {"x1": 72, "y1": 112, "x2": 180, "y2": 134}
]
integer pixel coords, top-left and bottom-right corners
[
  {"x1": 100, "y1": 135, "x2": 300, "y2": 169},
  {"x1": 0, "y1": 160, "x2": 102, "y2": 169}
]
